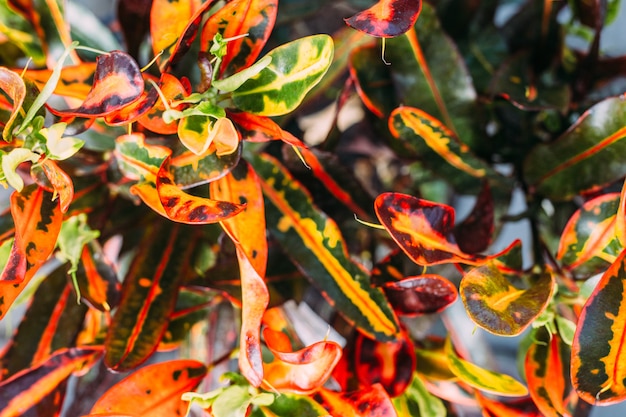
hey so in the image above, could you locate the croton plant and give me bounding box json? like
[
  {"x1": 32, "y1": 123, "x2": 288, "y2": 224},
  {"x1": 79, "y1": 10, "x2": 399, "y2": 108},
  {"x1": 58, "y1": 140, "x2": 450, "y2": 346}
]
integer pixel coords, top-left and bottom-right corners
[{"x1": 1, "y1": 0, "x2": 626, "y2": 415}]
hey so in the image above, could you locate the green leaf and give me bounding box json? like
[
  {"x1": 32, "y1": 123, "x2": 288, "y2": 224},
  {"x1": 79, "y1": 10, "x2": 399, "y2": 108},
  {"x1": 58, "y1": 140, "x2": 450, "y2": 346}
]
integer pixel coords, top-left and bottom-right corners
[
  {"x1": 572, "y1": 248, "x2": 626, "y2": 404},
  {"x1": 460, "y1": 263, "x2": 554, "y2": 336},
  {"x1": 250, "y1": 152, "x2": 399, "y2": 341},
  {"x1": 524, "y1": 96, "x2": 626, "y2": 201},
  {"x1": 213, "y1": 55, "x2": 272, "y2": 92},
  {"x1": 445, "y1": 338, "x2": 528, "y2": 397},
  {"x1": 250, "y1": 393, "x2": 328, "y2": 417},
  {"x1": 104, "y1": 222, "x2": 196, "y2": 371},
  {"x1": 39, "y1": 122, "x2": 84, "y2": 160},
  {"x1": 232, "y1": 34, "x2": 334, "y2": 116},
  {"x1": 1, "y1": 148, "x2": 40, "y2": 191},
  {"x1": 212, "y1": 386, "x2": 274, "y2": 417},
  {"x1": 393, "y1": 373, "x2": 446, "y2": 417}
]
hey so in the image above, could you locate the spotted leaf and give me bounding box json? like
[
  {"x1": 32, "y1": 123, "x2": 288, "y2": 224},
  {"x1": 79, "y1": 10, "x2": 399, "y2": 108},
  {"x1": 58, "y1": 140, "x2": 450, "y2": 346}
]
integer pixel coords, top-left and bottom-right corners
[
  {"x1": 232, "y1": 35, "x2": 334, "y2": 116},
  {"x1": 319, "y1": 384, "x2": 398, "y2": 417},
  {"x1": 170, "y1": 143, "x2": 242, "y2": 189},
  {"x1": 345, "y1": 0, "x2": 422, "y2": 38},
  {"x1": 572, "y1": 248, "x2": 626, "y2": 404},
  {"x1": 251, "y1": 152, "x2": 400, "y2": 341},
  {"x1": 75, "y1": 240, "x2": 121, "y2": 312},
  {"x1": 48, "y1": 51, "x2": 143, "y2": 118},
  {"x1": 201, "y1": 0, "x2": 277, "y2": 77},
  {"x1": 104, "y1": 223, "x2": 196, "y2": 371},
  {"x1": 460, "y1": 262, "x2": 554, "y2": 336},
  {"x1": 91, "y1": 359, "x2": 207, "y2": 417},
  {"x1": 0, "y1": 186, "x2": 63, "y2": 318}
]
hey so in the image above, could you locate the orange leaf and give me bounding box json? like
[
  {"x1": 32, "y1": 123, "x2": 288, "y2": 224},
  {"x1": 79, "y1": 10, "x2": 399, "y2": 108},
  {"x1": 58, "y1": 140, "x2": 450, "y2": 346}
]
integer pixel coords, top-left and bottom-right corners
[
  {"x1": 319, "y1": 384, "x2": 398, "y2": 417},
  {"x1": 345, "y1": 0, "x2": 422, "y2": 38},
  {"x1": 90, "y1": 359, "x2": 207, "y2": 417}
]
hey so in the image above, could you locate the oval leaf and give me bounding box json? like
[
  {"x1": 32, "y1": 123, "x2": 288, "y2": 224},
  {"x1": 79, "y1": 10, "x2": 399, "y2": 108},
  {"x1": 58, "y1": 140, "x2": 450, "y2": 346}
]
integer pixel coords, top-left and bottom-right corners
[
  {"x1": 460, "y1": 263, "x2": 554, "y2": 336},
  {"x1": 232, "y1": 34, "x2": 334, "y2": 116},
  {"x1": 251, "y1": 153, "x2": 400, "y2": 341},
  {"x1": 91, "y1": 359, "x2": 207, "y2": 417},
  {"x1": 345, "y1": 0, "x2": 422, "y2": 38},
  {"x1": 383, "y1": 275, "x2": 457, "y2": 316},
  {"x1": 524, "y1": 95, "x2": 626, "y2": 200},
  {"x1": 572, "y1": 248, "x2": 626, "y2": 404}
]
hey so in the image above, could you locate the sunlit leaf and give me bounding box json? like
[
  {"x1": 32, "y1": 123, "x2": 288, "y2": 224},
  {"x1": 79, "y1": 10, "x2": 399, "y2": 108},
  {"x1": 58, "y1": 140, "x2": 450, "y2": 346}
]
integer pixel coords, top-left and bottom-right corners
[
  {"x1": 415, "y1": 338, "x2": 456, "y2": 381},
  {"x1": 345, "y1": 0, "x2": 422, "y2": 37},
  {"x1": 228, "y1": 111, "x2": 305, "y2": 147},
  {"x1": 137, "y1": 73, "x2": 189, "y2": 135},
  {"x1": 557, "y1": 192, "x2": 621, "y2": 277},
  {"x1": 48, "y1": 51, "x2": 144, "y2": 118},
  {"x1": 251, "y1": 153, "x2": 400, "y2": 341},
  {"x1": 91, "y1": 360, "x2": 206, "y2": 417},
  {"x1": 150, "y1": 0, "x2": 198, "y2": 63},
  {"x1": 1, "y1": 147, "x2": 40, "y2": 191},
  {"x1": 524, "y1": 95, "x2": 626, "y2": 200},
  {"x1": 232, "y1": 35, "x2": 334, "y2": 116},
  {"x1": 104, "y1": 223, "x2": 196, "y2": 371},
  {"x1": 261, "y1": 327, "x2": 342, "y2": 395},
  {"x1": 525, "y1": 327, "x2": 573, "y2": 417},
  {"x1": 572, "y1": 248, "x2": 626, "y2": 404},
  {"x1": 0, "y1": 186, "x2": 63, "y2": 318},
  {"x1": 250, "y1": 393, "x2": 327, "y2": 417},
  {"x1": 201, "y1": 0, "x2": 277, "y2": 77},
  {"x1": 0, "y1": 67, "x2": 26, "y2": 142},
  {"x1": 34, "y1": 158, "x2": 74, "y2": 213},
  {"x1": 319, "y1": 384, "x2": 398, "y2": 417},
  {"x1": 170, "y1": 142, "x2": 242, "y2": 189},
  {"x1": 393, "y1": 373, "x2": 446, "y2": 417},
  {"x1": 0, "y1": 347, "x2": 102, "y2": 416},
  {"x1": 355, "y1": 331, "x2": 415, "y2": 397},
  {"x1": 24, "y1": 63, "x2": 96, "y2": 100},
  {"x1": 0, "y1": 264, "x2": 87, "y2": 380},
  {"x1": 460, "y1": 263, "x2": 554, "y2": 336},
  {"x1": 445, "y1": 338, "x2": 528, "y2": 397},
  {"x1": 114, "y1": 133, "x2": 171, "y2": 181}
]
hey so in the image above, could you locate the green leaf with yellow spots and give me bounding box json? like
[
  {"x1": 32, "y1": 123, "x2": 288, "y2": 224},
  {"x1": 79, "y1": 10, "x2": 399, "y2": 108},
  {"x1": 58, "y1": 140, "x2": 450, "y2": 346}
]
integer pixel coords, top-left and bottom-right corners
[
  {"x1": 572, "y1": 248, "x2": 626, "y2": 404},
  {"x1": 232, "y1": 34, "x2": 334, "y2": 116},
  {"x1": 104, "y1": 222, "x2": 197, "y2": 372},
  {"x1": 445, "y1": 338, "x2": 528, "y2": 397},
  {"x1": 460, "y1": 262, "x2": 554, "y2": 336},
  {"x1": 250, "y1": 152, "x2": 399, "y2": 341}
]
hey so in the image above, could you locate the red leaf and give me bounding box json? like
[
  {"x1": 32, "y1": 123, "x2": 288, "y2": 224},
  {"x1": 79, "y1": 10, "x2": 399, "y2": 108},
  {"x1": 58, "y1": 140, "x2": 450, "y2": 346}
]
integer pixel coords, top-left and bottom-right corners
[
  {"x1": 382, "y1": 275, "x2": 458, "y2": 316},
  {"x1": 355, "y1": 331, "x2": 415, "y2": 397},
  {"x1": 228, "y1": 111, "x2": 305, "y2": 147},
  {"x1": 454, "y1": 182, "x2": 494, "y2": 254},
  {"x1": 48, "y1": 51, "x2": 144, "y2": 118},
  {"x1": 319, "y1": 384, "x2": 398, "y2": 416},
  {"x1": 345, "y1": 0, "x2": 422, "y2": 38}
]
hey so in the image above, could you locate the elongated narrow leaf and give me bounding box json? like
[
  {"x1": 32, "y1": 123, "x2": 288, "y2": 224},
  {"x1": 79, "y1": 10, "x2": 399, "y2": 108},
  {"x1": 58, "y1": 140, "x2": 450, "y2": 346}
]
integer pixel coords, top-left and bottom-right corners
[
  {"x1": 0, "y1": 347, "x2": 102, "y2": 416},
  {"x1": 319, "y1": 384, "x2": 398, "y2": 417},
  {"x1": 349, "y1": 43, "x2": 394, "y2": 118},
  {"x1": 0, "y1": 264, "x2": 87, "y2": 380},
  {"x1": 572, "y1": 248, "x2": 626, "y2": 404},
  {"x1": 461, "y1": 263, "x2": 554, "y2": 336},
  {"x1": 35, "y1": 159, "x2": 74, "y2": 213},
  {"x1": 445, "y1": 338, "x2": 528, "y2": 397},
  {"x1": 454, "y1": 182, "x2": 494, "y2": 254},
  {"x1": 251, "y1": 153, "x2": 399, "y2": 341},
  {"x1": 91, "y1": 359, "x2": 207, "y2": 417},
  {"x1": 393, "y1": 373, "x2": 446, "y2": 417},
  {"x1": 262, "y1": 328, "x2": 342, "y2": 394},
  {"x1": 374, "y1": 192, "x2": 480, "y2": 265},
  {"x1": 476, "y1": 393, "x2": 542, "y2": 417},
  {"x1": 525, "y1": 327, "x2": 573, "y2": 417},
  {"x1": 355, "y1": 331, "x2": 415, "y2": 397},
  {"x1": 557, "y1": 192, "x2": 621, "y2": 277},
  {"x1": 0, "y1": 186, "x2": 63, "y2": 318},
  {"x1": 524, "y1": 96, "x2": 626, "y2": 200},
  {"x1": 232, "y1": 35, "x2": 334, "y2": 116},
  {"x1": 228, "y1": 111, "x2": 305, "y2": 147},
  {"x1": 104, "y1": 223, "x2": 196, "y2": 371},
  {"x1": 49, "y1": 51, "x2": 143, "y2": 117},
  {"x1": 345, "y1": 0, "x2": 422, "y2": 38},
  {"x1": 201, "y1": 0, "x2": 277, "y2": 77},
  {"x1": 150, "y1": 0, "x2": 197, "y2": 59},
  {"x1": 415, "y1": 338, "x2": 456, "y2": 381},
  {"x1": 75, "y1": 240, "x2": 120, "y2": 312},
  {"x1": 389, "y1": 106, "x2": 498, "y2": 179},
  {"x1": 0, "y1": 67, "x2": 25, "y2": 142},
  {"x1": 24, "y1": 63, "x2": 97, "y2": 100}
]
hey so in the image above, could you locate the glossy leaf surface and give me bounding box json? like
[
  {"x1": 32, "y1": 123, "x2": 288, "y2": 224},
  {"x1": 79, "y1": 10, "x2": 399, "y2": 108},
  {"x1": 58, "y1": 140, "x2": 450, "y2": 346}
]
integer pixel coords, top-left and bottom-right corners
[
  {"x1": 557, "y1": 192, "x2": 621, "y2": 277},
  {"x1": 383, "y1": 274, "x2": 457, "y2": 316},
  {"x1": 393, "y1": 373, "x2": 446, "y2": 417},
  {"x1": 104, "y1": 223, "x2": 195, "y2": 371},
  {"x1": 524, "y1": 95, "x2": 626, "y2": 200},
  {"x1": 445, "y1": 338, "x2": 528, "y2": 396},
  {"x1": 233, "y1": 35, "x2": 334, "y2": 116},
  {"x1": 24, "y1": 63, "x2": 97, "y2": 100},
  {"x1": 91, "y1": 360, "x2": 207, "y2": 417},
  {"x1": 170, "y1": 143, "x2": 242, "y2": 189},
  {"x1": 0, "y1": 186, "x2": 63, "y2": 319},
  {"x1": 251, "y1": 153, "x2": 399, "y2": 341},
  {"x1": 374, "y1": 192, "x2": 479, "y2": 266},
  {"x1": 35, "y1": 159, "x2": 74, "y2": 213},
  {"x1": 75, "y1": 240, "x2": 120, "y2": 312},
  {"x1": 525, "y1": 327, "x2": 573, "y2": 417},
  {"x1": 250, "y1": 393, "x2": 327, "y2": 417},
  {"x1": 460, "y1": 263, "x2": 554, "y2": 336},
  {"x1": 345, "y1": 0, "x2": 422, "y2": 38},
  {"x1": 572, "y1": 248, "x2": 626, "y2": 404},
  {"x1": 319, "y1": 384, "x2": 398, "y2": 417},
  {"x1": 201, "y1": 0, "x2": 277, "y2": 77},
  {"x1": 0, "y1": 347, "x2": 102, "y2": 416},
  {"x1": 49, "y1": 51, "x2": 144, "y2": 117}
]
